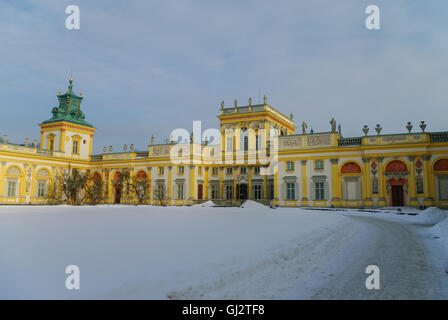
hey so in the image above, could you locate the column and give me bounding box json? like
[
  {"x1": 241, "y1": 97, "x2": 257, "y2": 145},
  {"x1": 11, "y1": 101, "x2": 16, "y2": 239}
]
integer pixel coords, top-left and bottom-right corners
[
  {"x1": 377, "y1": 157, "x2": 387, "y2": 206},
  {"x1": 330, "y1": 158, "x2": 341, "y2": 206},
  {"x1": 189, "y1": 165, "x2": 195, "y2": 204},
  {"x1": 422, "y1": 155, "x2": 434, "y2": 206},
  {"x1": 204, "y1": 167, "x2": 209, "y2": 200},
  {"x1": 167, "y1": 166, "x2": 173, "y2": 205},
  {"x1": 263, "y1": 174, "x2": 268, "y2": 200},
  {"x1": 301, "y1": 160, "x2": 308, "y2": 206},
  {"x1": 273, "y1": 165, "x2": 279, "y2": 205},
  {"x1": 219, "y1": 167, "x2": 224, "y2": 199},
  {"x1": 408, "y1": 155, "x2": 418, "y2": 206},
  {"x1": 147, "y1": 167, "x2": 152, "y2": 205},
  {"x1": 233, "y1": 166, "x2": 237, "y2": 202},
  {"x1": 248, "y1": 166, "x2": 252, "y2": 199},
  {"x1": 0, "y1": 162, "x2": 6, "y2": 203},
  {"x1": 362, "y1": 157, "x2": 372, "y2": 206}
]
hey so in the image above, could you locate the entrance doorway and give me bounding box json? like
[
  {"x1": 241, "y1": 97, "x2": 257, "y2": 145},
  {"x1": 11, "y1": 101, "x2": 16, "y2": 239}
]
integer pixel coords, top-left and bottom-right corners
[
  {"x1": 114, "y1": 187, "x2": 122, "y2": 204},
  {"x1": 237, "y1": 183, "x2": 248, "y2": 200},
  {"x1": 198, "y1": 184, "x2": 203, "y2": 200},
  {"x1": 391, "y1": 186, "x2": 404, "y2": 206}
]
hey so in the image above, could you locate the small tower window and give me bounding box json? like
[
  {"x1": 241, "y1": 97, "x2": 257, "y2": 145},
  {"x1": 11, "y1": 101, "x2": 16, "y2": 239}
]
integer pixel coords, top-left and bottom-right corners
[{"x1": 72, "y1": 140, "x2": 79, "y2": 154}]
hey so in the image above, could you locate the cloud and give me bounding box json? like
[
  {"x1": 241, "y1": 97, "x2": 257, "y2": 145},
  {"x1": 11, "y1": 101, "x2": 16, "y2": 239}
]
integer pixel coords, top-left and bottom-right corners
[{"x1": 0, "y1": 0, "x2": 447, "y2": 151}]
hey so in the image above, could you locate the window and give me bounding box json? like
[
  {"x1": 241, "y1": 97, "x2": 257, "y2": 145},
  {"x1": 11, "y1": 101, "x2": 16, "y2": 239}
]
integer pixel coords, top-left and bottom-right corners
[
  {"x1": 227, "y1": 137, "x2": 233, "y2": 151},
  {"x1": 212, "y1": 167, "x2": 218, "y2": 176},
  {"x1": 226, "y1": 185, "x2": 233, "y2": 199},
  {"x1": 198, "y1": 167, "x2": 202, "y2": 176},
  {"x1": 226, "y1": 167, "x2": 233, "y2": 175},
  {"x1": 211, "y1": 185, "x2": 219, "y2": 199},
  {"x1": 286, "y1": 161, "x2": 294, "y2": 171},
  {"x1": 254, "y1": 166, "x2": 260, "y2": 175},
  {"x1": 37, "y1": 181, "x2": 46, "y2": 197},
  {"x1": 72, "y1": 140, "x2": 79, "y2": 154},
  {"x1": 287, "y1": 183, "x2": 295, "y2": 200},
  {"x1": 256, "y1": 135, "x2": 261, "y2": 151},
  {"x1": 254, "y1": 185, "x2": 262, "y2": 199},
  {"x1": 178, "y1": 166, "x2": 184, "y2": 175},
  {"x1": 315, "y1": 160, "x2": 324, "y2": 170},
  {"x1": 158, "y1": 167, "x2": 164, "y2": 175},
  {"x1": 315, "y1": 182, "x2": 325, "y2": 200},
  {"x1": 240, "y1": 129, "x2": 248, "y2": 151},
  {"x1": 177, "y1": 184, "x2": 184, "y2": 200},
  {"x1": 7, "y1": 180, "x2": 17, "y2": 197},
  {"x1": 49, "y1": 139, "x2": 54, "y2": 151},
  {"x1": 240, "y1": 167, "x2": 247, "y2": 174}
]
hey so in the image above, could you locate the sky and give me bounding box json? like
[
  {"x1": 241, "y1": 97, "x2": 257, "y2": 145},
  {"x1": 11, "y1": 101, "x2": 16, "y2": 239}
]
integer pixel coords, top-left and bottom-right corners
[{"x1": 1, "y1": 0, "x2": 448, "y2": 153}]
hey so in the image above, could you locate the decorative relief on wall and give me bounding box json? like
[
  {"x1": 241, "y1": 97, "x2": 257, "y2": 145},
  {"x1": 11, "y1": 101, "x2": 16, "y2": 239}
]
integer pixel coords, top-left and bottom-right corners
[
  {"x1": 434, "y1": 159, "x2": 448, "y2": 171},
  {"x1": 385, "y1": 160, "x2": 408, "y2": 173},
  {"x1": 371, "y1": 176, "x2": 379, "y2": 194},
  {"x1": 341, "y1": 162, "x2": 361, "y2": 174},
  {"x1": 103, "y1": 153, "x2": 133, "y2": 160},
  {"x1": 306, "y1": 134, "x2": 331, "y2": 147},
  {"x1": 382, "y1": 135, "x2": 408, "y2": 142},
  {"x1": 151, "y1": 145, "x2": 170, "y2": 156},
  {"x1": 279, "y1": 136, "x2": 302, "y2": 149}
]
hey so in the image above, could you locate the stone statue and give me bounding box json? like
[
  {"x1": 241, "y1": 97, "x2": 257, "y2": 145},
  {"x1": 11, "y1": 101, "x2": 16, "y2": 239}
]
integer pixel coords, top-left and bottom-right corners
[
  {"x1": 151, "y1": 134, "x2": 154, "y2": 145},
  {"x1": 130, "y1": 144, "x2": 134, "y2": 152},
  {"x1": 123, "y1": 144, "x2": 128, "y2": 152},
  {"x1": 221, "y1": 100, "x2": 224, "y2": 109},
  {"x1": 301, "y1": 121, "x2": 307, "y2": 134},
  {"x1": 190, "y1": 132, "x2": 193, "y2": 143},
  {"x1": 263, "y1": 95, "x2": 267, "y2": 105},
  {"x1": 234, "y1": 99, "x2": 238, "y2": 108},
  {"x1": 249, "y1": 97, "x2": 252, "y2": 106},
  {"x1": 338, "y1": 124, "x2": 342, "y2": 136},
  {"x1": 290, "y1": 113, "x2": 293, "y2": 120},
  {"x1": 330, "y1": 118, "x2": 337, "y2": 133}
]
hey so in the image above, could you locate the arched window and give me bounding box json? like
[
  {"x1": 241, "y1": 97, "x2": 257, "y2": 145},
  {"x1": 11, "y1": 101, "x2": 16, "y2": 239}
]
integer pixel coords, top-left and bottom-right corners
[{"x1": 434, "y1": 159, "x2": 448, "y2": 171}]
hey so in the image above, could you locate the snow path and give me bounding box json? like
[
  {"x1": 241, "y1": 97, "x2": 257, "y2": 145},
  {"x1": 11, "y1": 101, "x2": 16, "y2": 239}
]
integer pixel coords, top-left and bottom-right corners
[{"x1": 306, "y1": 215, "x2": 446, "y2": 299}]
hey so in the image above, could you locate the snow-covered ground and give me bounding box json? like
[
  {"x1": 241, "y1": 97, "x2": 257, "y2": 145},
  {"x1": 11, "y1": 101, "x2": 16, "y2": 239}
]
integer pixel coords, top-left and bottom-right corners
[{"x1": 0, "y1": 202, "x2": 447, "y2": 299}]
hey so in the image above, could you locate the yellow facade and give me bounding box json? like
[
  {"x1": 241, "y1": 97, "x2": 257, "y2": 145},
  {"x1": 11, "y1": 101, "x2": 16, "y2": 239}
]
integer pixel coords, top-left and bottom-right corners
[{"x1": 1, "y1": 80, "x2": 448, "y2": 207}]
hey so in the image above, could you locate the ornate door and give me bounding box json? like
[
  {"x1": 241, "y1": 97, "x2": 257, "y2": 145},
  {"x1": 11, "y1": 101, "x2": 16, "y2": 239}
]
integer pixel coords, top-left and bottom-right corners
[
  {"x1": 198, "y1": 184, "x2": 203, "y2": 200},
  {"x1": 391, "y1": 186, "x2": 404, "y2": 206}
]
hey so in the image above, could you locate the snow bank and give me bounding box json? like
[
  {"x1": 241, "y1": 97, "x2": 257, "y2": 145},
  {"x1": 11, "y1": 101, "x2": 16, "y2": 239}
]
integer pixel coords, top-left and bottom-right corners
[
  {"x1": 240, "y1": 200, "x2": 267, "y2": 209},
  {"x1": 192, "y1": 200, "x2": 215, "y2": 208},
  {"x1": 413, "y1": 207, "x2": 448, "y2": 225},
  {"x1": 431, "y1": 217, "x2": 448, "y2": 248}
]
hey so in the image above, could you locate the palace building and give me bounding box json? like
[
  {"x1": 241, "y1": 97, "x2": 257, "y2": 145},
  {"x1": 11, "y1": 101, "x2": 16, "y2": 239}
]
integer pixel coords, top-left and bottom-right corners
[{"x1": 1, "y1": 79, "x2": 448, "y2": 208}]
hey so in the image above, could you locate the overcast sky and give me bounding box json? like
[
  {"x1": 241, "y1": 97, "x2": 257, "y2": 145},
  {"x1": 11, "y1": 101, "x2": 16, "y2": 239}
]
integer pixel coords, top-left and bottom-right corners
[{"x1": 1, "y1": 0, "x2": 447, "y2": 153}]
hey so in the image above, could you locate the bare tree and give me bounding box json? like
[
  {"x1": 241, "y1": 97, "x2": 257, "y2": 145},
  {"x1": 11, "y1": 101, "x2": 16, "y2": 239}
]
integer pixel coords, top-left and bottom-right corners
[
  {"x1": 130, "y1": 177, "x2": 150, "y2": 205},
  {"x1": 60, "y1": 166, "x2": 87, "y2": 205},
  {"x1": 83, "y1": 173, "x2": 104, "y2": 205},
  {"x1": 153, "y1": 183, "x2": 166, "y2": 206}
]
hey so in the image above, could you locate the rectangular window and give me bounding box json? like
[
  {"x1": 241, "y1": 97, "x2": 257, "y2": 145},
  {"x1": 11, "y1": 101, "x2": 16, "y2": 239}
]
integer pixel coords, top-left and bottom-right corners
[
  {"x1": 198, "y1": 167, "x2": 202, "y2": 176},
  {"x1": 37, "y1": 181, "x2": 46, "y2": 197},
  {"x1": 226, "y1": 185, "x2": 233, "y2": 199},
  {"x1": 240, "y1": 167, "x2": 247, "y2": 174},
  {"x1": 244, "y1": 136, "x2": 248, "y2": 151},
  {"x1": 7, "y1": 180, "x2": 16, "y2": 197},
  {"x1": 256, "y1": 135, "x2": 261, "y2": 151},
  {"x1": 72, "y1": 141, "x2": 79, "y2": 154},
  {"x1": 158, "y1": 167, "x2": 164, "y2": 175},
  {"x1": 287, "y1": 183, "x2": 295, "y2": 200},
  {"x1": 315, "y1": 160, "x2": 324, "y2": 170},
  {"x1": 177, "y1": 184, "x2": 184, "y2": 200},
  {"x1": 178, "y1": 166, "x2": 184, "y2": 175},
  {"x1": 315, "y1": 182, "x2": 325, "y2": 200},
  {"x1": 254, "y1": 166, "x2": 260, "y2": 175},
  {"x1": 286, "y1": 161, "x2": 294, "y2": 171},
  {"x1": 212, "y1": 168, "x2": 218, "y2": 176},
  {"x1": 226, "y1": 167, "x2": 233, "y2": 175},
  {"x1": 49, "y1": 139, "x2": 54, "y2": 151},
  {"x1": 211, "y1": 185, "x2": 219, "y2": 199},
  {"x1": 254, "y1": 185, "x2": 262, "y2": 200},
  {"x1": 227, "y1": 137, "x2": 233, "y2": 152}
]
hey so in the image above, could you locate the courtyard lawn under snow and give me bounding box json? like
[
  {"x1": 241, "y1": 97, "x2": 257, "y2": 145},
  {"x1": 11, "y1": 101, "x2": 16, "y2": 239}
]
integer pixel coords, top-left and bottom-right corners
[{"x1": 0, "y1": 203, "x2": 447, "y2": 299}]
